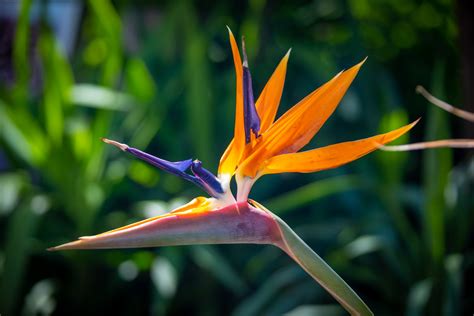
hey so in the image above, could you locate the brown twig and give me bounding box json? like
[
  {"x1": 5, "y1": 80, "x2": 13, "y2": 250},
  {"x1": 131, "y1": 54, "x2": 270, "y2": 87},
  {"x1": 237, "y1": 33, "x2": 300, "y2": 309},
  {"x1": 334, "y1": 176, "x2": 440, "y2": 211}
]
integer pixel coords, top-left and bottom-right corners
[
  {"x1": 416, "y1": 85, "x2": 474, "y2": 122},
  {"x1": 380, "y1": 139, "x2": 474, "y2": 151},
  {"x1": 381, "y1": 87, "x2": 474, "y2": 152}
]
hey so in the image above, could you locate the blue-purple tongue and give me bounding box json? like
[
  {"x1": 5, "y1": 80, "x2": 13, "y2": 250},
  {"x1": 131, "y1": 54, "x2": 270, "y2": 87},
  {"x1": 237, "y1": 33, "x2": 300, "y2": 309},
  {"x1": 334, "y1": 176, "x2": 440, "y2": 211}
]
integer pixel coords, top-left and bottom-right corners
[
  {"x1": 102, "y1": 138, "x2": 224, "y2": 198},
  {"x1": 190, "y1": 160, "x2": 224, "y2": 195},
  {"x1": 242, "y1": 37, "x2": 261, "y2": 143}
]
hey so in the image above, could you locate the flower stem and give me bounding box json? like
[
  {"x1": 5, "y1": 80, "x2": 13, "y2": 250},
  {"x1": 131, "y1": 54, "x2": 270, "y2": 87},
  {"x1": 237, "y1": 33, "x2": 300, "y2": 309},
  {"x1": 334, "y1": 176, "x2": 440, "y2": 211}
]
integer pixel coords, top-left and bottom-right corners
[
  {"x1": 273, "y1": 215, "x2": 373, "y2": 316},
  {"x1": 236, "y1": 175, "x2": 255, "y2": 202}
]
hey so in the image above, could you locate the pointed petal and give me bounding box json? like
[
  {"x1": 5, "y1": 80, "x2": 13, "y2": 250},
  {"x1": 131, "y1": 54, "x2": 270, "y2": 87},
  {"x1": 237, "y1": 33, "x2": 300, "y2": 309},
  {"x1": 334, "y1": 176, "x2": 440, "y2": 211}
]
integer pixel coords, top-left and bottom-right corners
[
  {"x1": 48, "y1": 200, "x2": 282, "y2": 251},
  {"x1": 242, "y1": 37, "x2": 261, "y2": 142},
  {"x1": 239, "y1": 59, "x2": 365, "y2": 177},
  {"x1": 221, "y1": 49, "x2": 291, "y2": 177},
  {"x1": 102, "y1": 138, "x2": 193, "y2": 176},
  {"x1": 261, "y1": 119, "x2": 418, "y2": 175},
  {"x1": 191, "y1": 160, "x2": 225, "y2": 195},
  {"x1": 102, "y1": 138, "x2": 224, "y2": 197},
  {"x1": 219, "y1": 28, "x2": 245, "y2": 176},
  {"x1": 243, "y1": 64, "x2": 261, "y2": 142},
  {"x1": 255, "y1": 49, "x2": 290, "y2": 132}
]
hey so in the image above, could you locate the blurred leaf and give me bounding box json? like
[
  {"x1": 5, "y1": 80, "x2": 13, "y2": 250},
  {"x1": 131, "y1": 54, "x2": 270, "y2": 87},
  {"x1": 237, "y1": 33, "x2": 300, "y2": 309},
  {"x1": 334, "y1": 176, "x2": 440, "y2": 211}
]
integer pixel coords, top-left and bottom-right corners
[
  {"x1": 88, "y1": 0, "x2": 121, "y2": 39},
  {"x1": 0, "y1": 104, "x2": 33, "y2": 163},
  {"x1": 151, "y1": 256, "x2": 178, "y2": 299},
  {"x1": 12, "y1": 0, "x2": 33, "y2": 102},
  {"x1": 39, "y1": 30, "x2": 74, "y2": 145},
  {"x1": 446, "y1": 160, "x2": 474, "y2": 251},
  {"x1": 443, "y1": 254, "x2": 462, "y2": 316},
  {"x1": 406, "y1": 279, "x2": 432, "y2": 316},
  {"x1": 241, "y1": 0, "x2": 264, "y2": 61},
  {"x1": 22, "y1": 279, "x2": 56, "y2": 316},
  {"x1": 0, "y1": 197, "x2": 42, "y2": 315},
  {"x1": 263, "y1": 282, "x2": 322, "y2": 315},
  {"x1": 84, "y1": 182, "x2": 105, "y2": 211},
  {"x1": 182, "y1": 4, "x2": 213, "y2": 164},
  {"x1": 71, "y1": 84, "x2": 134, "y2": 111},
  {"x1": 414, "y1": 3, "x2": 442, "y2": 29},
  {"x1": 66, "y1": 117, "x2": 93, "y2": 160},
  {"x1": 84, "y1": 111, "x2": 110, "y2": 180},
  {"x1": 0, "y1": 173, "x2": 24, "y2": 215},
  {"x1": 376, "y1": 109, "x2": 410, "y2": 183},
  {"x1": 0, "y1": 101, "x2": 49, "y2": 165},
  {"x1": 125, "y1": 58, "x2": 156, "y2": 102},
  {"x1": 39, "y1": 31, "x2": 74, "y2": 102},
  {"x1": 128, "y1": 106, "x2": 163, "y2": 149},
  {"x1": 0, "y1": 252, "x2": 4, "y2": 275},
  {"x1": 343, "y1": 235, "x2": 384, "y2": 259},
  {"x1": 232, "y1": 266, "x2": 303, "y2": 316},
  {"x1": 264, "y1": 175, "x2": 360, "y2": 214},
  {"x1": 132, "y1": 251, "x2": 155, "y2": 271},
  {"x1": 191, "y1": 245, "x2": 247, "y2": 295},
  {"x1": 423, "y1": 63, "x2": 451, "y2": 266},
  {"x1": 136, "y1": 197, "x2": 188, "y2": 219},
  {"x1": 285, "y1": 304, "x2": 346, "y2": 316},
  {"x1": 128, "y1": 160, "x2": 160, "y2": 187},
  {"x1": 87, "y1": 0, "x2": 122, "y2": 86},
  {"x1": 118, "y1": 260, "x2": 139, "y2": 281},
  {"x1": 375, "y1": 109, "x2": 421, "y2": 268},
  {"x1": 82, "y1": 38, "x2": 108, "y2": 66}
]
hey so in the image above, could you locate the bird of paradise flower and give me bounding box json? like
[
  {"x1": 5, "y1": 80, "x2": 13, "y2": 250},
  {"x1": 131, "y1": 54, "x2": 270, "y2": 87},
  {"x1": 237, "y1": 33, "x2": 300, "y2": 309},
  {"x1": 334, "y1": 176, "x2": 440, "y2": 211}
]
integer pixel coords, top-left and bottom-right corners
[{"x1": 50, "y1": 28, "x2": 419, "y2": 315}]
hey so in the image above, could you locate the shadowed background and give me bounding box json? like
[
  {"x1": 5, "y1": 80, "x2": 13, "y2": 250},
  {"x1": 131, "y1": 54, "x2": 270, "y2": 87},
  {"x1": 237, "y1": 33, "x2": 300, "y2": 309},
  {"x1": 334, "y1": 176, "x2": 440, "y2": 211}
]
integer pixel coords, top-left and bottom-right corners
[{"x1": 0, "y1": 0, "x2": 473, "y2": 315}]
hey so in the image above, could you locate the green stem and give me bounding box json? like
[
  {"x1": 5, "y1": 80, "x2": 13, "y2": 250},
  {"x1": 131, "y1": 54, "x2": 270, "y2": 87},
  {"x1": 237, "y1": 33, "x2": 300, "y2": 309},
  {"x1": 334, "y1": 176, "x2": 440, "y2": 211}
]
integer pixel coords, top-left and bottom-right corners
[{"x1": 273, "y1": 215, "x2": 373, "y2": 316}]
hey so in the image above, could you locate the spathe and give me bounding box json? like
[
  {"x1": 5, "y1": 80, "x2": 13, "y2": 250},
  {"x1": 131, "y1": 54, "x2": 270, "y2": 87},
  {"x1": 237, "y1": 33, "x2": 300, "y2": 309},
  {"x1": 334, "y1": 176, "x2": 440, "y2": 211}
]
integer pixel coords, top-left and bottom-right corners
[{"x1": 49, "y1": 202, "x2": 282, "y2": 250}]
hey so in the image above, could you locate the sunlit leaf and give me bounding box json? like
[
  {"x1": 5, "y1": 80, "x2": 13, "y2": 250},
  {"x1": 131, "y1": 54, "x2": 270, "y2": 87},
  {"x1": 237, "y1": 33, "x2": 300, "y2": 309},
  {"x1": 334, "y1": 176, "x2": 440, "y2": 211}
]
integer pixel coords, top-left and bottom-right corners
[{"x1": 71, "y1": 84, "x2": 134, "y2": 111}]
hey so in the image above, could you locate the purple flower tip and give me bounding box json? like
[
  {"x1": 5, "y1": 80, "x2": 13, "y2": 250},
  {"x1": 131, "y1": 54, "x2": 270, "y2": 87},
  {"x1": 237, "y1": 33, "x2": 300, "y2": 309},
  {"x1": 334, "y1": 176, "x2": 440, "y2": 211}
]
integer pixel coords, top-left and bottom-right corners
[
  {"x1": 102, "y1": 138, "x2": 224, "y2": 198},
  {"x1": 241, "y1": 37, "x2": 261, "y2": 143}
]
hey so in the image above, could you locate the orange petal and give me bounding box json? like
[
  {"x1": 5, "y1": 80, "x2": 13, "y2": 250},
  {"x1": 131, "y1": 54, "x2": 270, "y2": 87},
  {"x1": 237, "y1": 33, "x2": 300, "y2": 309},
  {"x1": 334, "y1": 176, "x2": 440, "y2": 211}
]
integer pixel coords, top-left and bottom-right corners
[
  {"x1": 90, "y1": 197, "x2": 212, "y2": 238},
  {"x1": 261, "y1": 119, "x2": 419, "y2": 175},
  {"x1": 239, "y1": 59, "x2": 365, "y2": 177},
  {"x1": 169, "y1": 196, "x2": 211, "y2": 213},
  {"x1": 219, "y1": 28, "x2": 245, "y2": 176},
  {"x1": 255, "y1": 49, "x2": 291, "y2": 133}
]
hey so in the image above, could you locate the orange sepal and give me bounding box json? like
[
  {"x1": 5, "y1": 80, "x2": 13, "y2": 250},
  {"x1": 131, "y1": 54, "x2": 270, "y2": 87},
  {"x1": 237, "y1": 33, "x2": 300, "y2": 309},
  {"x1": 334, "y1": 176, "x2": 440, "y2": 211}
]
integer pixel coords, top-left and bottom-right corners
[
  {"x1": 48, "y1": 201, "x2": 282, "y2": 251},
  {"x1": 219, "y1": 28, "x2": 245, "y2": 176},
  {"x1": 261, "y1": 119, "x2": 419, "y2": 175},
  {"x1": 255, "y1": 49, "x2": 291, "y2": 133},
  {"x1": 239, "y1": 59, "x2": 366, "y2": 177}
]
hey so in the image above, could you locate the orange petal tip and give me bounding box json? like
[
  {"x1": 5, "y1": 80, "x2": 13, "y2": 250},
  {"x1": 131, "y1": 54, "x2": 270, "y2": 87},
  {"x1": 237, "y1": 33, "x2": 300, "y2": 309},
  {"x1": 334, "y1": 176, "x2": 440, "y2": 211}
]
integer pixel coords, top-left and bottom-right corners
[
  {"x1": 350, "y1": 57, "x2": 367, "y2": 72},
  {"x1": 400, "y1": 117, "x2": 421, "y2": 132}
]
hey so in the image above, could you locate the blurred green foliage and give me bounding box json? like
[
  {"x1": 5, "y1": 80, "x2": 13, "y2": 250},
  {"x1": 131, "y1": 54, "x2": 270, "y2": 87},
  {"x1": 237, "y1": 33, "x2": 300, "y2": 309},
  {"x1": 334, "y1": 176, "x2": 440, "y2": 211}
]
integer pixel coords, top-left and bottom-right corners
[{"x1": 0, "y1": 0, "x2": 472, "y2": 315}]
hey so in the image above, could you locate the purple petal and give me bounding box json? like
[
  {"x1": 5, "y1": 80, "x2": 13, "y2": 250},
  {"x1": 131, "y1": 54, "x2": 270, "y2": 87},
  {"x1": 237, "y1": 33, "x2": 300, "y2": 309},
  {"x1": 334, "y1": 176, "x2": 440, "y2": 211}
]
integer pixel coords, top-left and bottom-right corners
[
  {"x1": 191, "y1": 160, "x2": 225, "y2": 196},
  {"x1": 101, "y1": 138, "x2": 224, "y2": 198},
  {"x1": 127, "y1": 147, "x2": 194, "y2": 177},
  {"x1": 242, "y1": 38, "x2": 261, "y2": 143},
  {"x1": 128, "y1": 148, "x2": 193, "y2": 173},
  {"x1": 127, "y1": 148, "x2": 225, "y2": 197},
  {"x1": 243, "y1": 67, "x2": 261, "y2": 142}
]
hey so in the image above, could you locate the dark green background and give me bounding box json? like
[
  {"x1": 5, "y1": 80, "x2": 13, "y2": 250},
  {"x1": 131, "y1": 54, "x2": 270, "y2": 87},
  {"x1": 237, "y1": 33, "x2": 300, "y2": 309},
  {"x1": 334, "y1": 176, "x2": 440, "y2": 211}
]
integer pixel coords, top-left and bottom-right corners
[{"x1": 0, "y1": 0, "x2": 472, "y2": 315}]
